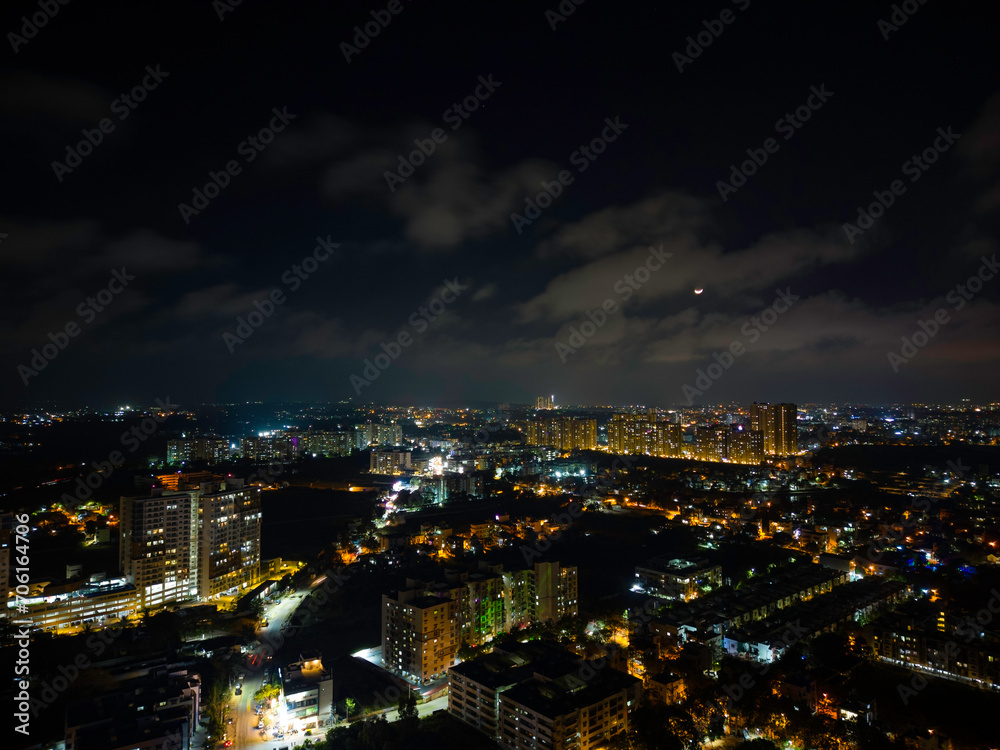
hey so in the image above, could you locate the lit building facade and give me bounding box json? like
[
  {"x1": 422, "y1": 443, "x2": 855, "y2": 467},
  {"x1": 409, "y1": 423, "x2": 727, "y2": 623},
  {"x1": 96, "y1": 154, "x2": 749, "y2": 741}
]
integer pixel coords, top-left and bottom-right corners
[
  {"x1": 167, "y1": 437, "x2": 231, "y2": 465},
  {"x1": 749, "y1": 402, "x2": 798, "y2": 455},
  {"x1": 120, "y1": 478, "x2": 261, "y2": 607},
  {"x1": 7, "y1": 579, "x2": 138, "y2": 631},
  {"x1": 633, "y1": 557, "x2": 722, "y2": 601},
  {"x1": 120, "y1": 493, "x2": 200, "y2": 609},
  {"x1": 527, "y1": 418, "x2": 597, "y2": 451},
  {"x1": 354, "y1": 422, "x2": 403, "y2": 449},
  {"x1": 608, "y1": 415, "x2": 682, "y2": 457},
  {"x1": 370, "y1": 450, "x2": 413, "y2": 474},
  {"x1": 283, "y1": 653, "x2": 334, "y2": 730},
  {"x1": 382, "y1": 562, "x2": 579, "y2": 683},
  {"x1": 302, "y1": 431, "x2": 353, "y2": 457}
]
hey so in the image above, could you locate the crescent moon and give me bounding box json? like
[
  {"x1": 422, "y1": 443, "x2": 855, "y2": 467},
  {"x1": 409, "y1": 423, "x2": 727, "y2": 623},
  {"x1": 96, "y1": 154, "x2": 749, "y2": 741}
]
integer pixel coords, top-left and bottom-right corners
[{"x1": 694, "y1": 288, "x2": 704, "y2": 294}]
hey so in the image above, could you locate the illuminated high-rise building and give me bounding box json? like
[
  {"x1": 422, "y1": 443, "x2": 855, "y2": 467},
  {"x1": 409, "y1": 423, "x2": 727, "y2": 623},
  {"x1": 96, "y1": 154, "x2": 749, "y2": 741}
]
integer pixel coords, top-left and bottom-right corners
[
  {"x1": 535, "y1": 395, "x2": 555, "y2": 410},
  {"x1": 750, "y1": 402, "x2": 798, "y2": 455},
  {"x1": 382, "y1": 562, "x2": 578, "y2": 683},
  {"x1": 728, "y1": 425, "x2": 764, "y2": 464},
  {"x1": 608, "y1": 415, "x2": 682, "y2": 457},
  {"x1": 167, "y1": 437, "x2": 232, "y2": 465},
  {"x1": 354, "y1": 422, "x2": 403, "y2": 449},
  {"x1": 120, "y1": 493, "x2": 200, "y2": 609},
  {"x1": 527, "y1": 417, "x2": 596, "y2": 450},
  {"x1": 695, "y1": 426, "x2": 727, "y2": 462},
  {"x1": 608, "y1": 414, "x2": 651, "y2": 455},
  {"x1": 120, "y1": 477, "x2": 261, "y2": 607},
  {"x1": 651, "y1": 422, "x2": 684, "y2": 457}
]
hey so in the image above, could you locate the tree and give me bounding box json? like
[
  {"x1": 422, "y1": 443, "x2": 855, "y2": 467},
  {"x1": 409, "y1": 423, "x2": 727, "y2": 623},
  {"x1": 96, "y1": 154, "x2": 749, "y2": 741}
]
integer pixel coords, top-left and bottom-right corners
[
  {"x1": 254, "y1": 682, "x2": 281, "y2": 703},
  {"x1": 205, "y1": 682, "x2": 232, "y2": 735},
  {"x1": 457, "y1": 639, "x2": 477, "y2": 661},
  {"x1": 345, "y1": 697, "x2": 356, "y2": 722},
  {"x1": 397, "y1": 689, "x2": 419, "y2": 726},
  {"x1": 250, "y1": 598, "x2": 266, "y2": 622}
]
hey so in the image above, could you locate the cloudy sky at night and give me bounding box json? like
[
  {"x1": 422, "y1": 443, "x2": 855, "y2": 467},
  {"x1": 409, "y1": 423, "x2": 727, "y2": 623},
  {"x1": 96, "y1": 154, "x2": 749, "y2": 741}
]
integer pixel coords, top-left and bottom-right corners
[{"x1": 1, "y1": 0, "x2": 998, "y2": 409}]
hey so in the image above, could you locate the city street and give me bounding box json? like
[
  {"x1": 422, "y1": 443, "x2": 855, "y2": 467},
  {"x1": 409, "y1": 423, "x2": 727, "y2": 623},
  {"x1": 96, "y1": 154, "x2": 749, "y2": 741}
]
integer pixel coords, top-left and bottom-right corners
[{"x1": 229, "y1": 587, "x2": 314, "y2": 749}]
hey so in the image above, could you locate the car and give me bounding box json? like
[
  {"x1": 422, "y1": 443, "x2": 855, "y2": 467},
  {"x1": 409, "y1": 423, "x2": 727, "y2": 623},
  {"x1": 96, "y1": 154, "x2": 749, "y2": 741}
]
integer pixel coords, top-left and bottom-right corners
[
  {"x1": 235, "y1": 688, "x2": 242, "y2": 696},
  {"x1": 224, "y1": 742, "x2": 233, "y2": 748},
  {"x1": 227, "y1": 717, "x2": 233, "y2": 724}
]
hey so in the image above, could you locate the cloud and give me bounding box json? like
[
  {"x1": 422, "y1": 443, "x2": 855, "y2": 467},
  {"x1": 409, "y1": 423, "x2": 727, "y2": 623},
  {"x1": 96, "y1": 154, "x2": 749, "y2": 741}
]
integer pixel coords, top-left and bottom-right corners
[
  {"x1": 472, "y1": 284, "x2": 498, "y2": 302},
  {"x1": 536, "y1": 192, "x2": 710, "y2": 260},
  {"x1": 389, "y1": 154, "x2": 556, "y2": 249},
  {"x1": 517, "y1": 196, "x2": 857, "y2": 323}
]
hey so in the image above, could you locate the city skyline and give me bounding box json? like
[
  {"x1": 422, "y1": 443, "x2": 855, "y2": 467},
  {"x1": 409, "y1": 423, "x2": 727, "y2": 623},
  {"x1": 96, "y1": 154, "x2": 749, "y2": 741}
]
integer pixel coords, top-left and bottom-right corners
[{"x1": 3, "y1": 2, "x2": 1000, "y2": 749}]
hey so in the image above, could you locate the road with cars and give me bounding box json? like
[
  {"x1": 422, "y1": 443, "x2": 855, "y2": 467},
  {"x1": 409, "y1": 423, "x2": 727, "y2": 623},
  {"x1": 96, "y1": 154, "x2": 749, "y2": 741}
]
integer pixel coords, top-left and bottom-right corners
[{"x1": 229, "y1": 587, "x2": 313, "y2": 749}]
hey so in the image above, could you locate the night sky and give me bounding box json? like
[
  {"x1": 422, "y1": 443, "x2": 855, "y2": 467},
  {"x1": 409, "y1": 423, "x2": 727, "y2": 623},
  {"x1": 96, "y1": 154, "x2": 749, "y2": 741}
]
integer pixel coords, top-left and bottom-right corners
[{"x1": 2, "y1": 0, "x2": 998, "y2": 409}]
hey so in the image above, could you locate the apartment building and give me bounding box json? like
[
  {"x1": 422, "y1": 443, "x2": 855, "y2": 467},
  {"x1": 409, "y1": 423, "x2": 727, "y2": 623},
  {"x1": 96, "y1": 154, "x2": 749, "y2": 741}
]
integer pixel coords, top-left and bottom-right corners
[
  {"x1": 633, "y1": 557, "x2": 722, "y2": 602},
  {"x1": 382, "y1": 591, "x2": 459, "y2": 682},
  {"x1": 498, "y1": 661, "x2": 642, "y2": 750},
  {"x1": 382, "y1": 562, "x2": 579, "y2": 683},
  {"x1": 120, "y1": 476, "x2": 261, "y2": 608},
  {"x1": 872, "y1": 600, "x2": 1000, "y2": 690}
]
